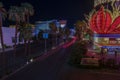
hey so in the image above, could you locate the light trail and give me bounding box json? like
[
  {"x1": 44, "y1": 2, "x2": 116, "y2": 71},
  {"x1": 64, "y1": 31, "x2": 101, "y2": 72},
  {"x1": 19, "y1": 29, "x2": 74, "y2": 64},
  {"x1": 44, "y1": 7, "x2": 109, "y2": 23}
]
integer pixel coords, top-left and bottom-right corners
[{"x1": 63, "y1": 36, "x2": 77, "y2": 48}]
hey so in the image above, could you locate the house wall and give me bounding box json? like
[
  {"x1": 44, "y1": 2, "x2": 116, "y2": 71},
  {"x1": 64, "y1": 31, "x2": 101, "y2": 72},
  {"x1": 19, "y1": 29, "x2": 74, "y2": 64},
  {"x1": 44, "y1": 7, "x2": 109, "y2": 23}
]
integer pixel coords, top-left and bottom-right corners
[
  {"x1": 0, "y1": 27, "x2": 21, "y2": 48},
  {"x1": 2, "y1": 27, "x2": 15, "y2": 46}
]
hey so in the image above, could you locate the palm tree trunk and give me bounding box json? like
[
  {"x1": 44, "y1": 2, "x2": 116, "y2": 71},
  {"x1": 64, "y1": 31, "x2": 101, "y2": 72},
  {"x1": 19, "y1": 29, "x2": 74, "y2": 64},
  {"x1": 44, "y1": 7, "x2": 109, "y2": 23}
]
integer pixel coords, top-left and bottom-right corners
[
  {"x1": 26, "y1": 15, "x2": 30, "y2": 58},
  {"x1": 28, "y1": 39, "x2": 31, "y2": 57},
  {"x1": 24, "y1": 40, "x2": 27, "y2": 56},
  {"x1": 0, "y1": 13, "x2": 6, "y2": 75},
  {"x1": 27, "y1": 15, "x2": 29, "y2": 24},
  {"x1": 14, "y1": 21, "x2": 18, "y2": 57},
  {"x1": 11, "y1": 22, "x2": 18, "y2": 73},
  {"x1": 0, "y1": 13, "x2": 4, "y2": 53}
]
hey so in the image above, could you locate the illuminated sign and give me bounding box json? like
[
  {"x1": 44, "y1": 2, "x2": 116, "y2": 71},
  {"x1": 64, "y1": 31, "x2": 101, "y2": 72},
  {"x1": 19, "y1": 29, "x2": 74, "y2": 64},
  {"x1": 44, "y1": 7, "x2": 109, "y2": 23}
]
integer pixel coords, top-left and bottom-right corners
[
  {"x1": 94, "y1": 34, "x2": 120, "y2": 38},
  {"x1": 43, "y1": 33, "x2": 48, "y2": 39},
  {"x1": 109, "y1": 38, "x2": 117, "y2": 44},
  {"x1": 102, "y1": 46, "x2": 120, "y2": 54}
]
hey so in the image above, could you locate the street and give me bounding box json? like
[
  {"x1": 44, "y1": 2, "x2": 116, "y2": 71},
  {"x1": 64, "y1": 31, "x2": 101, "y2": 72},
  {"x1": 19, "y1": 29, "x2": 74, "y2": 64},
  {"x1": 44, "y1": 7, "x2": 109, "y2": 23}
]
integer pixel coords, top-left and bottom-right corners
[
  {"x1": 3, "y1": 43, "x2": 72, "y2": 80},
  {"x1": 2, "y1": 38, "x2": 120, "y2": 80}
]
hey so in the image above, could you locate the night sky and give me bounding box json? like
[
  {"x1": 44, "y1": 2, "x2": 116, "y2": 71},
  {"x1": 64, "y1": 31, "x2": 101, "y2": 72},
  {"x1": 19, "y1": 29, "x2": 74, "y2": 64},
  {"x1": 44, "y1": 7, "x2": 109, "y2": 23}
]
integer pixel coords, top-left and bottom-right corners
[{"x1": 1, "y1": 0, "x2": 93, "y2": 27}]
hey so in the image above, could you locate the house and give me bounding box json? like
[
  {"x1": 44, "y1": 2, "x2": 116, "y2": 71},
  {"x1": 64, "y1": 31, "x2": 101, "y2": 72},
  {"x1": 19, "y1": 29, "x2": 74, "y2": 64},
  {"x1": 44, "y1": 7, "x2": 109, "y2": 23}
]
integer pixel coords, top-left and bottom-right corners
[{"x1": 0, "y1": 27, "x2": 23, "y2": 48}]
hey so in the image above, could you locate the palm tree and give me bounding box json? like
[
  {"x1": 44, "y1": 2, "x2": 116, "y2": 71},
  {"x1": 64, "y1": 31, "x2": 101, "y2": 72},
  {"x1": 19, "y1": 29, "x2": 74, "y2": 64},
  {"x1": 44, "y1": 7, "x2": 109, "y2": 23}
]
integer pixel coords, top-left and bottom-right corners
[
  {"x1": 65, "y1": 28, "x2": 70, "y2": 41},
  {"x1": 59, "y1": 27, "x2": 65, "y2": 43},
  {"x1": 49, "y1": 22, "x2": 57, "y2": 47},
  {"x1": 0, "y1": 2, "x2": 6, "y2": 53},
  {"x1": 0, "y1": 2, "x2": 7, "y2": 75},
  {"x1": 21, "y1": 3, "x2": 34, "y2": 23},
  {"x1": 8, "y1": 6, "x2": 25, "y2": 55},
  {"x1": 21, "y1": 3, "x2": 34, "y2": 56},
  {"x1": 19, "y1": 23, "x2": 33, "y2": 56},
  {"x1": 74, "y1": 20, "x2": 86, "y2": 41}
]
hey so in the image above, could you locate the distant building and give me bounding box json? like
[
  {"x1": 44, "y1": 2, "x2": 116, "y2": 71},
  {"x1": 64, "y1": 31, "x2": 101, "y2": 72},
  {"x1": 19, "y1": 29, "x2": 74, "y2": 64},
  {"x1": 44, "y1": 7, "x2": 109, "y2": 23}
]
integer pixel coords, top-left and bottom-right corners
[{"x1": 34, "y1": 20, "x2": 60, "y2": 36}]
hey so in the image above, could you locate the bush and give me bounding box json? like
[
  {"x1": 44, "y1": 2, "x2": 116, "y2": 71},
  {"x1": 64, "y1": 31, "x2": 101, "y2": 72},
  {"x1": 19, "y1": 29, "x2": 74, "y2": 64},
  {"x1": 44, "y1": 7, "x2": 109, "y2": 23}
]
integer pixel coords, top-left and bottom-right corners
[
  {"x1": 105, "y1": 59, "x2": 115, "y2": 67},
  {"x1": 3, "y1": 44, "x2": 12, "y2": 49},
  {"x1": 98, "y1": 58, "x2": 119, "y2": 69},
  {"x1": 68, "y1": 40, "x2": 88, "y2": 65}
]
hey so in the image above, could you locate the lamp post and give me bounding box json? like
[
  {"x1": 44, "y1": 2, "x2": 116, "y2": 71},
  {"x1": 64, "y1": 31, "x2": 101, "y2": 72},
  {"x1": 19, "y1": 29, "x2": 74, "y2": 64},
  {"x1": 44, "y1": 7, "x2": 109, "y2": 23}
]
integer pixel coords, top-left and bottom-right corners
[
  {"x1": 56, "y1": 22, "x2": 60, "y2": 46},
  {"x1": 60, "y1": 24, "x2": 66, "y2": 43}
]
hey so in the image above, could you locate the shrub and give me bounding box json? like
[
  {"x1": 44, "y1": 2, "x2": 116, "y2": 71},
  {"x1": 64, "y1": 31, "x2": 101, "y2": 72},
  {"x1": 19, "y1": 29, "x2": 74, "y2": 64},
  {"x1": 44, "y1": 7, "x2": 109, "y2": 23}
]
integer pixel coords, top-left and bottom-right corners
[
  {"x1": 105, "y1": 58, "x2": 116, "y2": 68},
  {"x1": 68, "y1": 40, "x2": 88, "y2": 65}
]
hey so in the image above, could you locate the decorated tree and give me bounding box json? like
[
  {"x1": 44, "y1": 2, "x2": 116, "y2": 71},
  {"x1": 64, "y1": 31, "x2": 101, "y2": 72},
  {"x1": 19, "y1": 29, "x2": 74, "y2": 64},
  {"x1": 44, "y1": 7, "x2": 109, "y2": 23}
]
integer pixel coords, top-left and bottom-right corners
[{"x1": 74, "y1": 20, "x2": 86, "y2": 41}]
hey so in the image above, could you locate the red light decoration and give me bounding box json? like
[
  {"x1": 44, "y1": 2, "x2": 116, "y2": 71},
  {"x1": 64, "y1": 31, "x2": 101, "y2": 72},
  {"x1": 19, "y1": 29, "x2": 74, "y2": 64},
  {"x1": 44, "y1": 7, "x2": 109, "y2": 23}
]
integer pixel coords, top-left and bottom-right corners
[
  {"x1": 90, "y1": 6, "x2": 120, "y2": 34},
  {"x1": 104, "y1": 11, "x2": 112, "y2": 33},
  {"x1": 108, "y1": 16, "x2": 120, "y2": 33},
  {"x1": 90, "y1": 13, "x2": 98, "y2": 33}
]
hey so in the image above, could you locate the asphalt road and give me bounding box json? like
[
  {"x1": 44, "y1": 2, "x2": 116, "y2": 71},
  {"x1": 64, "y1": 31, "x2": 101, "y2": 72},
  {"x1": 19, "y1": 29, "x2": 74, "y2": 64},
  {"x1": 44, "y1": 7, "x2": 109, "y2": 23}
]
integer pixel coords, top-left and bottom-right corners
[
  {"x1": 2, "y1": 37, "x2": 120, "y2": 80},
  {"x1": 3, "y1": 44, "x2": 72, "y2": 80}
]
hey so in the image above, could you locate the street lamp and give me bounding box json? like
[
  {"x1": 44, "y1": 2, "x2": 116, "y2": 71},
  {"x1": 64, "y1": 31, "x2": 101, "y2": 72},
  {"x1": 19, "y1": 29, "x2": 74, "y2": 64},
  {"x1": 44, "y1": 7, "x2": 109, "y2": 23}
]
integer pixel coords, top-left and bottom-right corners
[
  {"x1": 56, "y1": 22, "x2": 60, "y2": 46},
  {"x1": 60, "y1": 24, "x2": 66, "y2": 43},
  {"x1": 60, "y1": 24, "x2": 66, "y2": 28}
]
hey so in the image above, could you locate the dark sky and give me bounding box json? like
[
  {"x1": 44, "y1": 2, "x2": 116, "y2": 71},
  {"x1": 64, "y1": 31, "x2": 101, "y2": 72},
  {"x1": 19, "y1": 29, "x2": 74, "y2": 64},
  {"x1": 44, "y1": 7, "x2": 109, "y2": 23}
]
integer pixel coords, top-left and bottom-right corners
[{"x1": 1, "y1": 0, "x2": 94, "y2": 27}]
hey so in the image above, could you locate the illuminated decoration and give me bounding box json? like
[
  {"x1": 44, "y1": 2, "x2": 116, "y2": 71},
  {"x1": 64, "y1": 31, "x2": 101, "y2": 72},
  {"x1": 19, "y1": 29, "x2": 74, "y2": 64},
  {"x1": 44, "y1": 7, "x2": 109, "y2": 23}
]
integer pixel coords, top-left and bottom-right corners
[
  {"x1": 86, "y1": 0, "x2": 120, "y2": 54},
  {"x1": 89, "y1": 5, "x2": 120, "y2": 34},
  {"x1": 94, "y1": 0, "x2": 116, "y2": 7}
]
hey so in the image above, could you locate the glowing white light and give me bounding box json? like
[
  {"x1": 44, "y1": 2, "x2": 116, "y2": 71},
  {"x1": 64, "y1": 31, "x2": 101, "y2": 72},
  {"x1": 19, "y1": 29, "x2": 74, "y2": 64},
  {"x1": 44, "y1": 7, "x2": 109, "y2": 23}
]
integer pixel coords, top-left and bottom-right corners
[
  {"x1": 26, "y1": 61, "x2": 29, "y2": 64},
  {"x1": 30, "y1": 58, "x2": 33, "y2": 62},
  {"x1": 60, "y1": 24, "x2": 66, "y2": 28}
]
